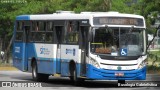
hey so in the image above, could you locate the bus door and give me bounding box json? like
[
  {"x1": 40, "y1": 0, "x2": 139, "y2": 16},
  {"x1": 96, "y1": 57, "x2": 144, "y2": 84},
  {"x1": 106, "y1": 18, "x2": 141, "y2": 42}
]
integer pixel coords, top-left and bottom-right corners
[
  {"x1": 55, "y1": 26, "x2": 63, "y2": 73},
  {"x1": 13, "y1": 21, "x2": 30, "y2": 71},
  {"x1": 80, "y1": 26, "x2": 89, "y2": 76}
]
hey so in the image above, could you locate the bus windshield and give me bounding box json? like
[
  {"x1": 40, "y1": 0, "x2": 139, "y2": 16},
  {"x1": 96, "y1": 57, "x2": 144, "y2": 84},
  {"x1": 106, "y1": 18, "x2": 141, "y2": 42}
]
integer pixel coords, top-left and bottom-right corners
[{"x1": 90, "y1": 27, "x2": 145, "y2": 56}]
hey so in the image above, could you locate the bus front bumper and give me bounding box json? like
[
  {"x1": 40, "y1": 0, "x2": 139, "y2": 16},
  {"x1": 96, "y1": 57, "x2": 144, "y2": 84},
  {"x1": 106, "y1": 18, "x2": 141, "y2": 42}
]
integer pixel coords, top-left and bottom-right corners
[{"x1": 86, "y1": 64, "x2": 146, "y2": 80}]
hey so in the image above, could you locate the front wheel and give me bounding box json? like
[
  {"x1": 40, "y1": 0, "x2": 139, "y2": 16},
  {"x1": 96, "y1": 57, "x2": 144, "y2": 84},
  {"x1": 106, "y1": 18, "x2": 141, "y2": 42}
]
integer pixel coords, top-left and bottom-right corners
[
  {"x1": 72, "y1": 68, "x2": 84, "y2": 85},
  {"x1": 32, "y1": 61, "x2": 49, "y2": 82}
]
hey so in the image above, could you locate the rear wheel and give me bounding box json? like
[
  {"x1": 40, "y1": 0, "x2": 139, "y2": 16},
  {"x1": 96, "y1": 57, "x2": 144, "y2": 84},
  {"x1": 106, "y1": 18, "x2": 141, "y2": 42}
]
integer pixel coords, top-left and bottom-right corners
[{"x1": 32, "y1": 61, "x2": 49, "y2": 82}]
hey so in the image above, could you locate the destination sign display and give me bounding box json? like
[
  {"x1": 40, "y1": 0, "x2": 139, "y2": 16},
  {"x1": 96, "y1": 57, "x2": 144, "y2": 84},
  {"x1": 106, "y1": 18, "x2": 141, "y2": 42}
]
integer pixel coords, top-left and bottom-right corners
[{"x1": 93, "y1": 17, "x2": 144, "y2": 26}]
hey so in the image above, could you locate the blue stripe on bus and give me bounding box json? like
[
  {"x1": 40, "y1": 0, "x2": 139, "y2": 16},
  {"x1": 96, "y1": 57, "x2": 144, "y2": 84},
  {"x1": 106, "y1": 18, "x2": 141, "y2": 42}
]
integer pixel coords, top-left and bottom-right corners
[
  {"x1": 28, "y1": 58, "x2": 81, "y2": 77},
  {"x1": 16, "y1": 15, "x2": 30, "y2": 20},
  {"x1": 13, "y1": 42, "x2": 27, "y2": 71},
  {"x1": 37, "y1": 59, "x2": 55, "y2": 74}
]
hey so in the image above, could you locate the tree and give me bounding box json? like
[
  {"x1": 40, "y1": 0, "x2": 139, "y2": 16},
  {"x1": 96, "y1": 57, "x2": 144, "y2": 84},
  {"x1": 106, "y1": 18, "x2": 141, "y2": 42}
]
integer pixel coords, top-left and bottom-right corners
[
  {"x1": 0, "y1": 0, "x2": 50, "y2": 63},
  {"x1": 132, "y1": 0, "x2": 160, "y2": 34},
  {"x1": 110, "y1": 0, "x2": 134, "y2": 13},
  {"x1": 0, "y1": 0, "x2": 112, "y2": 63}
]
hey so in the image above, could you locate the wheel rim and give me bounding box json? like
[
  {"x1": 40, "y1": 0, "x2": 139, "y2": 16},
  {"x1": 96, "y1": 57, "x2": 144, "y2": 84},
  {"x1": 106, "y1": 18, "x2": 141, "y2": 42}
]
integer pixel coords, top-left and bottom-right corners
[
  {"x1": 32, "y1": 64, "x2": 37, "y2": 79},
  {"x1": 73, "y1": 70, "x2": 77, "y2": 81}
]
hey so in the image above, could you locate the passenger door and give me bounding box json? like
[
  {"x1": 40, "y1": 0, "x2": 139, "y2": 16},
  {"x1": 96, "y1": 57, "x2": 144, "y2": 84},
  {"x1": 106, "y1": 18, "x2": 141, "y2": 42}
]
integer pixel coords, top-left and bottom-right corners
[
  {"x1": 55, "y1": 26, "x2": 63, "y2": 73},
  {"x1": 80, "y1": 26, "x2": 89, "y2": 76}
]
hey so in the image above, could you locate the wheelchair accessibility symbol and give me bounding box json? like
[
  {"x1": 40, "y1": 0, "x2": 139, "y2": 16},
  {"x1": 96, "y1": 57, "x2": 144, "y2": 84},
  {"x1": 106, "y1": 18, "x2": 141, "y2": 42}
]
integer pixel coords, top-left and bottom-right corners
[{"x1": 120, "y1": 48, "x2": 127, "y2": 56}]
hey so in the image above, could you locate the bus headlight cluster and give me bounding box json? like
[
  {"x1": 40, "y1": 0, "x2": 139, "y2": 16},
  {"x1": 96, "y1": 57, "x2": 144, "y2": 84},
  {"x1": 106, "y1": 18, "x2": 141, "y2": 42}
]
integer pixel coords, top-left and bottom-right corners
[
  {"x1": 89, "y1": 58, "x2": 100, "y2": 69},
  {"x1": 138, "y1": 60, "x2": 147, "y2": 69}
]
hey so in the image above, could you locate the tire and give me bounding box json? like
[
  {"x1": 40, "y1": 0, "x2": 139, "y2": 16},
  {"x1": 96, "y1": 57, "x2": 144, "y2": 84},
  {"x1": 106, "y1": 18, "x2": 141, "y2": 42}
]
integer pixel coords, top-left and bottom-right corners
[
  {"x1": 32, "y1": 61, "x2": 49, "y2": 82},
  {"x1": 72, "y1": 67, "x2": 84, "y2": 86},
  {"x1": 118, "y1": 80, "x2": 125, "y2": 84}
]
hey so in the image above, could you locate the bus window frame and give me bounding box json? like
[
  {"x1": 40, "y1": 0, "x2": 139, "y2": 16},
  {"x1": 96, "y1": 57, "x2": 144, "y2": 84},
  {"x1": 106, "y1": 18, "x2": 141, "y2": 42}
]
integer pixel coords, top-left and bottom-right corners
[{"x1": 15, "y1": 21, "x2": 24, "y2": 42}]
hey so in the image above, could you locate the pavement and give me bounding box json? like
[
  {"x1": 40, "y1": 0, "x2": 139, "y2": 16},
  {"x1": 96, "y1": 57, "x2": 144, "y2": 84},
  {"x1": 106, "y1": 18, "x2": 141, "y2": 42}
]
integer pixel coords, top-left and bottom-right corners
[{"x1": 0, "y1": 70, "x2": 160, "y2": 90}]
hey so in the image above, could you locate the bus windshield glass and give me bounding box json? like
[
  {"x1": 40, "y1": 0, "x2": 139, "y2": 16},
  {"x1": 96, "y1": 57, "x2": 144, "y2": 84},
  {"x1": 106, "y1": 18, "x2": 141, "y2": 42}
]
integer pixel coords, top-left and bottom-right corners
[{"x1": 90, "y1": 27, "x2": 145, "y2": 56}]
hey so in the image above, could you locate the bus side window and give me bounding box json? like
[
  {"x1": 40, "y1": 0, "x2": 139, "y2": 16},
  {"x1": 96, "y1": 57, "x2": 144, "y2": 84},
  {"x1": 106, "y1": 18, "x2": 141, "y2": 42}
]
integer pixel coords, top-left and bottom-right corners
[
  {"x1": 45, "y1": 33, "x2": 53, "y2": 42},
  {"x1": 34, "y1": 22, "x2": 39, "y2": 31},
  {"x1": 30, "y1": 21, "x2": 36, "y2": 42},
  {"x1": 23, "y1": 25, "x2": 30, "y2": 42},
  {"x1": 39, "y1": 21, "x2": 46, "y2": 31},
  {"x1": 17, "y1": 21, "x2": 23, "y2": 31},
  {"x1": 15, "y1": 32, "x2": 23, "y2": 41},
  {"x1": 31, "y1": 21, "x2": 46, "y2": 42},
  {"x1": 47, "y1": 21, "x2": 53, "y2": 31},
  {"x1": 45, "y1": 21, "x2": 53, "y2": 43},
  {"x1": 66, "y1": 21, "x2": 79, "y2": 44},
  {"x1": 15, "y1": 21, "x2": 23, "y2": 41},
  {"x1": 34, "y1": 32, "x2": 45, "y2": 42}
]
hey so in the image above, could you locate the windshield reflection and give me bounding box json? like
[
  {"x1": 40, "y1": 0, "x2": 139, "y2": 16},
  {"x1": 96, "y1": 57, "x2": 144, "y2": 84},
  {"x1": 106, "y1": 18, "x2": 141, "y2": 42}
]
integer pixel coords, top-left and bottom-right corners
[{"x1": 90, "y1": 27, "x2": 144, "y2": 56}]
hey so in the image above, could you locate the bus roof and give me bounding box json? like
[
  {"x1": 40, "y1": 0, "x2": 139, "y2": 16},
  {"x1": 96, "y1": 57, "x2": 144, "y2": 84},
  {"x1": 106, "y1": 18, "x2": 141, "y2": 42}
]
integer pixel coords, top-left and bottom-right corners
[
  {"x1": 16, "y1": 14, "x2": 91, "y2": 20},
  {"x1": 16, "y1": 12, "x2": 144, "y2": 21}
]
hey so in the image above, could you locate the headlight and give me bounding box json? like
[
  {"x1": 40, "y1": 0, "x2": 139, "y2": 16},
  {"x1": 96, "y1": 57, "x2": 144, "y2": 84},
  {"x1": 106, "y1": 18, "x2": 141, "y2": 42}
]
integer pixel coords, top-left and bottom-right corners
[
  {"x1": 138, "y1": 60, "x2": 147, "y2": 69},
  {"x1": 89, "y1": 58, "x2": 100, "y2": 69}
]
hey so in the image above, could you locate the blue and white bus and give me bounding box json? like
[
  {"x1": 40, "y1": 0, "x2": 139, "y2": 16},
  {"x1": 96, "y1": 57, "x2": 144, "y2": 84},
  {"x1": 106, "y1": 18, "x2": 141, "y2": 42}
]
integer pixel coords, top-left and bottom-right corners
[{"x1": 13, "y1": 11, "x2": 147, "y2": 84}]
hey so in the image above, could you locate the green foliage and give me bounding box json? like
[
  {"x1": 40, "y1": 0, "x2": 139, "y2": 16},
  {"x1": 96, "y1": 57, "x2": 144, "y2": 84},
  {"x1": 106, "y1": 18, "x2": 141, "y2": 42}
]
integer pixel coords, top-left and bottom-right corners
[
  {"x1": 111, "y1": 0, "x2": 160, "y2": 34},
  {"x1": 110, "y1": 0, "x2": 133, "y2": 13}
]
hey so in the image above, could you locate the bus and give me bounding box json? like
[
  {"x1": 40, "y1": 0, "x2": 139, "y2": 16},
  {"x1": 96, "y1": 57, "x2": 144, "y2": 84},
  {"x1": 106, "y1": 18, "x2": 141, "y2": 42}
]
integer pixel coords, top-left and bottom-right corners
[{"x1": 13, "y1": 11, "x2": 147, "y2": 84}]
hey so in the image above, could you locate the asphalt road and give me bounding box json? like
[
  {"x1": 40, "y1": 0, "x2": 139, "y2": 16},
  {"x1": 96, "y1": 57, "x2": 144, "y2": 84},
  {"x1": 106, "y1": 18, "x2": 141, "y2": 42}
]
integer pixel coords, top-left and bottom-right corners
[{"x1": 0, "y1": 70, "x2": 160, "y2": 90}]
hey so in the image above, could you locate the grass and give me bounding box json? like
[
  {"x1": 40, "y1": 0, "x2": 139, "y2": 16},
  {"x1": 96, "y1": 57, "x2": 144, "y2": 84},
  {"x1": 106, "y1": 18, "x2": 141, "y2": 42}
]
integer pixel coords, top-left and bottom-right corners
[
  {"x1": 147, "y1": 65, "x2": 160, "y2": 74},
  {"x1": 0, "y1": 62, "x2": 12, "y2": 67},
  {"x1": 147, "y1": 50, "x2": 160, "y2": 74},
  {"x1": 0, "y1": 67, "x2": 18, "y2": 71},
  {"x1": 0, "y1": 62, "x2": 18, "y2": 71}
]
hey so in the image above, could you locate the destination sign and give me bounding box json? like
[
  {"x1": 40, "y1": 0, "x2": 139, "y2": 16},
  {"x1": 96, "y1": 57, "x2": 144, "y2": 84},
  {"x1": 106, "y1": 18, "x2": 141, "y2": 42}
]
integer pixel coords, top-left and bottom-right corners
[{"x1": 93, "y1": 17, "x2": 144, "y2": 26}]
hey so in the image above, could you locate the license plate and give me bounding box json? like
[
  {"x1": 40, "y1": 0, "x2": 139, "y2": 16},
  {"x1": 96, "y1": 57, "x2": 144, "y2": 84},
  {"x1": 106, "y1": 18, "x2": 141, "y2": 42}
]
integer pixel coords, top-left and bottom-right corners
[{"x1": 115, "y1": 72, "x2": 124, "y2": 76}]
